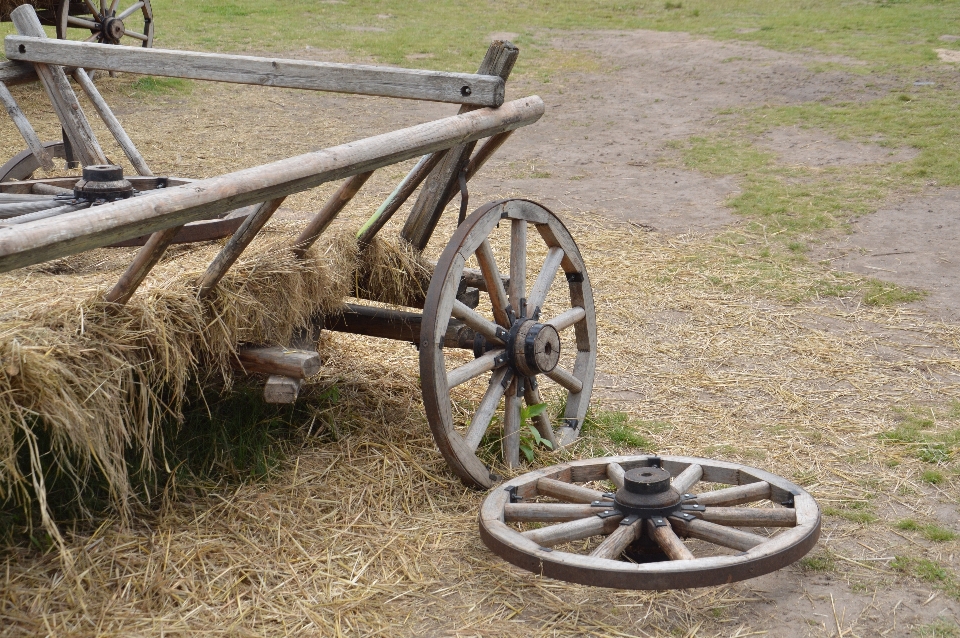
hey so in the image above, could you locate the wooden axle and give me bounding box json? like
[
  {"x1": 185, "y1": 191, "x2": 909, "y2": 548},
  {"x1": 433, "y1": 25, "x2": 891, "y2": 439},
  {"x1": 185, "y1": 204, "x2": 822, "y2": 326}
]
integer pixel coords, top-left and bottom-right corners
[
  {"x1": 324, "y1": 303, "x2": 474, "y2": 349},
  {"x1": 5, "y1": 35, "x2": 506, "y2": 107}
]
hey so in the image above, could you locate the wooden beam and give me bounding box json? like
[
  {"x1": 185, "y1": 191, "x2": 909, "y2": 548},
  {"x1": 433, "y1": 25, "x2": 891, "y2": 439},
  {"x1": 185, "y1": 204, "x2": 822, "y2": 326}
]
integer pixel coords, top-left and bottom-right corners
[
  {"x1": 234, "y1": 346, "x2": 321, "y2": 379},
  {"x1": 263, "y1": 375, "x2": 302, "y2": 404},
  {"x1": 10, "y1": 6, "x2": 107, "y2": 167},
  {"x1": 400, "y1": 40, "x2": 519, "y2": 251},
  {"x1": 324, "y1": 303, "x2": 474, "y2": 349},
  {"x1": 0, "y1": 60, "x2": 37, "y2": 87},
  {"x1": 0, "y1": 96, "x2": 543, "y2": 273},
  {"x1": 5, "y1": 36, "x2": 506, "y2": 107}
]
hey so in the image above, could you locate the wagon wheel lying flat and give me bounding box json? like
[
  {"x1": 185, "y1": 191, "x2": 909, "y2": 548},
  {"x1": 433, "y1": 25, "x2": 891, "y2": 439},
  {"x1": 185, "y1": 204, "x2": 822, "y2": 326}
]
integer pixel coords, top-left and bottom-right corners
[
  {"x1": 57, "y1": 0, "x2": 154, "y2": 47},
  {"x1": 420, "y1": 199, "x2": 597, "y2": 489},
  {"x1": 479, "y1": 454, "x2": 821, "y2": 589}
]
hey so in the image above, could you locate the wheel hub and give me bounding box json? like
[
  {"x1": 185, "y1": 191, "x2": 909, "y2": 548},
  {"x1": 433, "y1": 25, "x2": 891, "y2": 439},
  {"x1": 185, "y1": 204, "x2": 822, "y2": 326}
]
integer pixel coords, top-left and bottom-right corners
[
  {"x1": 73, "y1": 165, "x2": 135, "y2": 203},
  {"x1": 103, "y1": 17, "x2": 125, "y2": 43},
  {"x1": 510, "y1": 320, "x2": 561, "y2": 376},
  {"x1": 613, "y1": 466, "x2": 683, "y2": 517}
]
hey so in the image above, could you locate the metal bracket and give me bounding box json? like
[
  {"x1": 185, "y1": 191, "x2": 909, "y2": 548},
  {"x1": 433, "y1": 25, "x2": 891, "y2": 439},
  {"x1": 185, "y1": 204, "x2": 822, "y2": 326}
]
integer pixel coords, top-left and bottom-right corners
[
  {"x1": 680, "y1": 493, "x2": 697, "y2": 501},
  {"x1": 565, "y1": 271, "x2": 584, "y2": 283},
  {"x1": 505, "y1": 304, "x2": 516, "y2": 326},
  {"x1": 590, "y1": 500, "x2": 611, "y2": 507},
  {"x1": 597, "y1": 509, "x2": 620, "y2": 519},
  {"x1": 500, "y1": 368, "x2": 514, "y2": 389},
  {"x1": 781, "y1": 490, "x2": 799, "y2": 509},
  {"x1": 602, "y1": 492, "x2": 616, "y2": 500},
  {"x1": 675, "y1": 512, "x2": 697, "y2": 522},
  {"x1": 647, "y1": 456, "x2": 662, "y2": 468},
  {"x1": 620, "y1": 514, "x2": 640, "y2": 526},
  {"x1": 495, "y1": 326, "x2": 509, "y2": 341},
  {"x1": 650, "y1": 516, "x2": 668, "y2": 528},
  {"x1": 505, "y1": 485, "x2": 522, "y2": 503},
  {"x1": 532, "y1": 306, "x2": 542, "y2": 320},
  {"x1": 538, "y1": 546, "x2": 553, "y2": 552},
  {"x1": 563, "y1": 418, "x2": 580, "y2": 432},
  {"x1": 681, "y1": 504, "x2": 705, "y2": 513}
]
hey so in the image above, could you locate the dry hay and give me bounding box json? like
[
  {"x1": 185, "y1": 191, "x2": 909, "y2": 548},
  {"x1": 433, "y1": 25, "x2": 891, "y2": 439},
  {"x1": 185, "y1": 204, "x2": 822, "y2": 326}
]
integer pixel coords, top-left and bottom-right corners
[
  {"x1": 0, "y1": 220, "x2": 435, "y2": 540},
  {"x1": 0, "y1": 208, "x2": 957, "y2": 635}
]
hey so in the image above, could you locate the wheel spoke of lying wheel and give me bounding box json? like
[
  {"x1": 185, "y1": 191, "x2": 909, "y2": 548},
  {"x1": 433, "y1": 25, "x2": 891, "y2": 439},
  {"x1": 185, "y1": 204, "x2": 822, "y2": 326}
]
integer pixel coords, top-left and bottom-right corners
[
  {"x1": 117, "y1": 1, "x2": 144, "y2": 20},
  {"x1": 546, "y1": 306, "x2": 586, "y2": 332},
  {"x1": 464, "y1": 368, "x2": 508, "y2": 451},
  {"x1": 671, "y1": 464, "x2": 703, "y2": 495},
  {"x1": 83, "y1": 0, "x2": 101, "y2": 19},
  {"x1": 590, "y1": 519, "x2": 642, "y2": 559},
  {"x1": 646, "y1": 519, "x2": 695, "y2": 560},
  {"x1": 447, "y1": 349, "x2": 503, "y2": 388},
  {"x1": 701, "y1": 507, "x2": 796, "y2": 527},
  {"x1": 669, "y1": 516, "x2": 766, "y2": 551},
  {"x1": 524, "y1": 381, "x2": 558, "y2": 449},
  {"x1": 68, "y1": 15, "x2": 101, "y2": 29},
  {"x1": 503, "y1": 502, "x2": 603, "y2": 523},
  {"x1": 124, "y1": 30, "x2": 150, "y2": 41},
  {"x1": 475, "y1": 239, "x2": 511, "y2": 327},
  {"x1": 545, "y1": 366, "x2": 582, "y2": 393},
  {"x1": 527, "y1": 246, "x2": 564, "y2": 317},
  {"x1": 537, "y1": 477, "x2": 607, "y2": 504},
  {"x1": 509, "y1": 218, "x2": 526, "y2": 310},
  {"x1": 690, "y1": 481, "x2": 771, "y2": 507},
  {"x1": 523, "y1": 513, "x2": 623, "y2": 547},
  {"x1": 452, "y1": 299, "x2": 502, "y2": 345},
  {"x1": 607, "y1": 462, "x2": 626, "y2": 489}
]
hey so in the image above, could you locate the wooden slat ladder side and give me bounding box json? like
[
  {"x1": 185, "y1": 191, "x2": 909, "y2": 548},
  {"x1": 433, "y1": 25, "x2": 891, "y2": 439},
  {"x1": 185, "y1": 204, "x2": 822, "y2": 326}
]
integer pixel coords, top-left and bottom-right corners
[
  {"x1": 0, "y1": 81, "x2": 54, "y2": 172},
  {"x1": 196, "y1": 197, "x2": 286, "y2": 299},
  {"x1": 429, "y1": 130, "x2": 514, "y2": 215},
  {"x1": 355, "y1": 150, "x2": 447, "y2": 247},
  {"x1": 291, "y1": 171, "x2": 373, "y2": 259},
  {"x1": 10, "y1": 6, "x2": 107, "y2": 167},
  {"x1": 400, "y1": 40, "x2": 519, "y2": 251}
]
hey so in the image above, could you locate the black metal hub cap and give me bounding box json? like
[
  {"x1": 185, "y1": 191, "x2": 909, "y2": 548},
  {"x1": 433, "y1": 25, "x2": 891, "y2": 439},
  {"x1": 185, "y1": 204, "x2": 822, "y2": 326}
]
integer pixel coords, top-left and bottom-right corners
[
  {"x1": 73, "y1": 165, "x2": 135, "y2": 203},
  {"x1": 613, "y1": 467, "x2": 683, "y2": 518}
]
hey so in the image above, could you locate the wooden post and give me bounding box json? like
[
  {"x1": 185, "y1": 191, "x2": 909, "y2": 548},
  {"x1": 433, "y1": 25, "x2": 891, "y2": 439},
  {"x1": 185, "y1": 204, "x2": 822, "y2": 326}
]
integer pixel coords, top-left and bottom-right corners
[
  {"x1": 263, "y1": 376, "x2": 302, "y2": 404},
  {"x1": 196, "y1": 197, "x2": 286, "y2": 299},
  {"x1": 10, "y1": 6, "x2": 107, "y2": 167},
  {"x1": 400, "y1": 41, "x2": 519, "y2": 251},
  {"x1": 291, "y1": 171, "x2": 372, "y2": 259},
  {"x1": 0, "y1": 81, "x2": 54, "y2": 172}
]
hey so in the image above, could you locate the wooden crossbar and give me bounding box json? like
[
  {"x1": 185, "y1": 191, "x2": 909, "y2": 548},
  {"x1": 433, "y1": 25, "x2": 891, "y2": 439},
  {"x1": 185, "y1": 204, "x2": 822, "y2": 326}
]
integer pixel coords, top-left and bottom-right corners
[
  {"x1": 0, "y1": 95, "x2": 544, "y2": 273},
  {"x1": 5, "y1": 36, "x2": 506, "y2": 106}
]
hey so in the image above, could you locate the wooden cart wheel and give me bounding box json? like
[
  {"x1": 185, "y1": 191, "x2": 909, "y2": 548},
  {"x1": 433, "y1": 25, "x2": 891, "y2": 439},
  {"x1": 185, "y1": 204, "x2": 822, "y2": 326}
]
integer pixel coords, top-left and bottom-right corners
[
  {"x1": 420, "y1": 199, "x2": 597, "y2": 489},
  {"x1": 57, "y1": 0, "x2": 154, "y2": 47},
  {"x1": 479, "y1": 454, "x2": 821, "y2": 589},
  {"x1": 0, "y1": 142, "x2": 66, "y2": 183}
]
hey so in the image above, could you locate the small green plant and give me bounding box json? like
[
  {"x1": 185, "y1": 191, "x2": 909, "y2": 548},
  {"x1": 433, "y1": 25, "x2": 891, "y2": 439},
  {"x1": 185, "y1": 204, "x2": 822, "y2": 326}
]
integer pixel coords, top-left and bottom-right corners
[
  {"x1": 800, "y1": 552, "x2": 835, "y2": 572},
  {"x1": 823, "y1": 501, "x2": 877, "y2": 524},
  {"x1": 861, "y1": 280, "x2": 926, "y2": 306},
  {"x1": 892, "y1": 556, "x2": 960, "y2": 600},
  {"x1": 664, "y1": 1, "x2": 682, "y2": 8},
  {"x1": 915, "y1": 618, "x2": 960, "y2": 638},
  {"x1": 898, "y1": 519, "x2": 920, "y2": 531},
  {"x1": 130, "y1": 76, "x2": 192, "y2": 95},
  {"x1": 922, "y1": 469, "x2": 945, "y2": 484},
  {"x1": 898, "y1": 520, "x2": 956, "y2": 542},
  {"x1": 518, "y1": 403, "x2": 553, "y2": 462}
]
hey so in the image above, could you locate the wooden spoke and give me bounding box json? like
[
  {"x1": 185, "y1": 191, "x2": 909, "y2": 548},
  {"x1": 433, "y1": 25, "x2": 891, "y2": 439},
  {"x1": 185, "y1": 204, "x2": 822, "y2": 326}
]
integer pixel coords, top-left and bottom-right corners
[
  {"x1": 475, "y1": 239, "x2": 511, "y2": 327},
  {"x1": 545, "y1": 366, "x2": 583, "y2": 393},
  {"x1": 527, "y1": 246, "x2": 564, "y2": 316},
  {"x1": 523, "y1": 514, "x2": 622, "y2": 547},
  {"x1": 607, "y1": 463, "x2": 625, "y2": 489},
  {"x1": 420, "y1": 200, "x2": 596, "y2": 489},
  {"x1": 590, "y1": 519, "x2": 642, "y2": 559},
  {"x1": 700, "y1": 507, "x2": 797, "y2": 527},
  {"x1": 671, "y1": 463, "x2": 703, "y2": 494},
  {"x1": 524, "y1": 381, "x2": 558, "y2": 449},
  {"x1": 503, "y1": 503, "x2": 605, "y2": 523},
  {"x1": 452, "y1": 299, "x2": 503, "y2": 345},
  {"x1": 464, "y1": 368, "x2": 508, "y2": 451},
  {"x1": 446, "y1": 349, "x2": 503, "y2": 389},
  {"x1": 503, "y1": 378, "x2": 521, "y2": 468},
  {"x1": 117, "y1": 2, "x2": 145, "y2": 20},
  {"x1": 546, "y1": 306, "x2": 586, "y2": 332},
  {"x1": 67, "y1": 16, "x2": 101, "y2": 29},
  {"x1": 669, "y1": 515, "x2": 767, "y2": 552},
  {"x1": 647, "y1": 519, "x2": 694, "y2": 561},
  {"x1": 690, "y1": 481, "x2": 770, "y2": 507},
  {"x1": 109, "y1": 0, "x2": 120, "y2": 14},
  {"x1": 537, "y1": 477, "x2": 607, "y2": 504},
  {"x1": 124, "y1": 30, "x2": 150, "y2": 42},
  {"x1": 83, "y1": 0, "x2": 102, "y2": 18},
  {"x1": 84, "y1": 33, "x2": 99, "y2": 42},
  {"x1": 480, "y1": 454, "x2": 821, "y2": 590},
  {"x1": 509, "y1": 218, "x2": 526, "y2": 310}
]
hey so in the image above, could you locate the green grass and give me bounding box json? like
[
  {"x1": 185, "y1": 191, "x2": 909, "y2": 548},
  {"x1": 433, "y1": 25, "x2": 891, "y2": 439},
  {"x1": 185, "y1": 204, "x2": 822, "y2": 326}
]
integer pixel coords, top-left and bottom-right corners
[
  {"x1": 892, "y1": 556, "x2": 960, "y2": 601},
  {"x1": 879, "y1": 405, "x2": 960, "y2": 464},
  {"x1": 129, "y1": 76, "x2": 193, "y2": 95},
  {"x1": 823, "y1": 502, "x2": 878, "y2": 525},
  {"x1": 897, "y1": 519, "x2": 959, "y2": 543},
  {"x1": 799, "y1": 552, "x2": 836, "y2": 573},
  {"x1": 915, "y1": 618, "x2": 960, "y2": 638}
]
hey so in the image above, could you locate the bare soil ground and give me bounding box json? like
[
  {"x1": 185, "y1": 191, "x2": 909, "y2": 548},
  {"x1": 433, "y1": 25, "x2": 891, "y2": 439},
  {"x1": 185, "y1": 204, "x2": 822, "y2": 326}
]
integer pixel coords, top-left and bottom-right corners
[{"x1": 1, "y1": 29, "x2": 959, "y2": 637}]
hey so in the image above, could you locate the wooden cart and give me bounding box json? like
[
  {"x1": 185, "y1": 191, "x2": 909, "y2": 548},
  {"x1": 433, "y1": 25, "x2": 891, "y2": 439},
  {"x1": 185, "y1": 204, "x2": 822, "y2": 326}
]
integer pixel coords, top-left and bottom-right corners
[
  {"x1": 1, "y1": 0, "x2": 154, "y2": 46},
  {"x1": 0, "y1": 4, "x2": 596, "y2": 491}
]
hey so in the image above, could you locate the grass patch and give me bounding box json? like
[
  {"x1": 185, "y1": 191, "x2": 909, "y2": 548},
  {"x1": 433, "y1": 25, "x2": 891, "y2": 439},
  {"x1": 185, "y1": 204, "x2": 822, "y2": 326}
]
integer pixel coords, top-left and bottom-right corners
[
  {"x1": 862, "y1": 280, "x2": 927, "y2": 306},
  {"x1": 823, "y1": 503, "x2": 878, "y2": 525},
  {"x1": 878, "y1": 405, "x2": 960, "y2": 464},
  {"x1": 130, "y1": 76, "x2": 193, "y2": 95},
  {"x1": 799, "y1": 552, "x2": 836, "y2": 573},
  {"x1": 892, "y1": 556, "x2": 960, "y2": 600},
  {"x1": 915, "y1": 618, "x2": 960, "y2": 638},
  {"x1": 898, "y1": 519, "x2": 959, "y2": 543}
]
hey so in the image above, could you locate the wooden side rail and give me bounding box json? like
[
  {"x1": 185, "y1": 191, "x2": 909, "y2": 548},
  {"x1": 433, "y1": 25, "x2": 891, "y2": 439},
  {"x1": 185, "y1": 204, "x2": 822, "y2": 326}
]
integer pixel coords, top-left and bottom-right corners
[
  {"x1": 0, "y1": 95, "x2": 544, "y2": 273},
  {"x1": 5, "y1": 36, "x2": 506, "y2": 107}
]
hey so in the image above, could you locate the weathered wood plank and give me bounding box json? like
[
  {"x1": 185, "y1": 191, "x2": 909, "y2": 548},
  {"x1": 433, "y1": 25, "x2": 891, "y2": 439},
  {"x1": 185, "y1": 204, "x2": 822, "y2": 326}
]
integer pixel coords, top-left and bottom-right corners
[
  {"x1": 5, "y1": 36, "x2": 505, "y2": 106},
  {"x1": 263, "y1": 375, "x2": 301, "y2": 404},
  {"x1": 234, "y1": 346, "x2": 321, "y2": 379},
  {"x1": 0, "y1": 60, "x2": 37, "y2": 87},
  {"x1": 0, "y1": 96, "x2": 543, "y2": 273}
]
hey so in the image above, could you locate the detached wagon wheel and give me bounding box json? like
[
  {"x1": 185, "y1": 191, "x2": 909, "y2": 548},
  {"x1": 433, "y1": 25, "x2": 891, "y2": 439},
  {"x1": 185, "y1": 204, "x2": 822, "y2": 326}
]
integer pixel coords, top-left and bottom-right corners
[
  {"x1": 479, "y1": 454, "x2": 821, "y2": 589},
  {"x1": 420, "y1": 199, "x2": 597, "y2": 489},
  {"x1": 57, "y1": 0, "x2": 154, "y2": 47}
]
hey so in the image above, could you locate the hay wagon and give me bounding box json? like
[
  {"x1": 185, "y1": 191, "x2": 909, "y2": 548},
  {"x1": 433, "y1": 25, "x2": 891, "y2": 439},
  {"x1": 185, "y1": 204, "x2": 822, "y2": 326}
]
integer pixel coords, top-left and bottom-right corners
[{"x1": 0, "y1": 4, "x2": 819, "y2": 589}]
